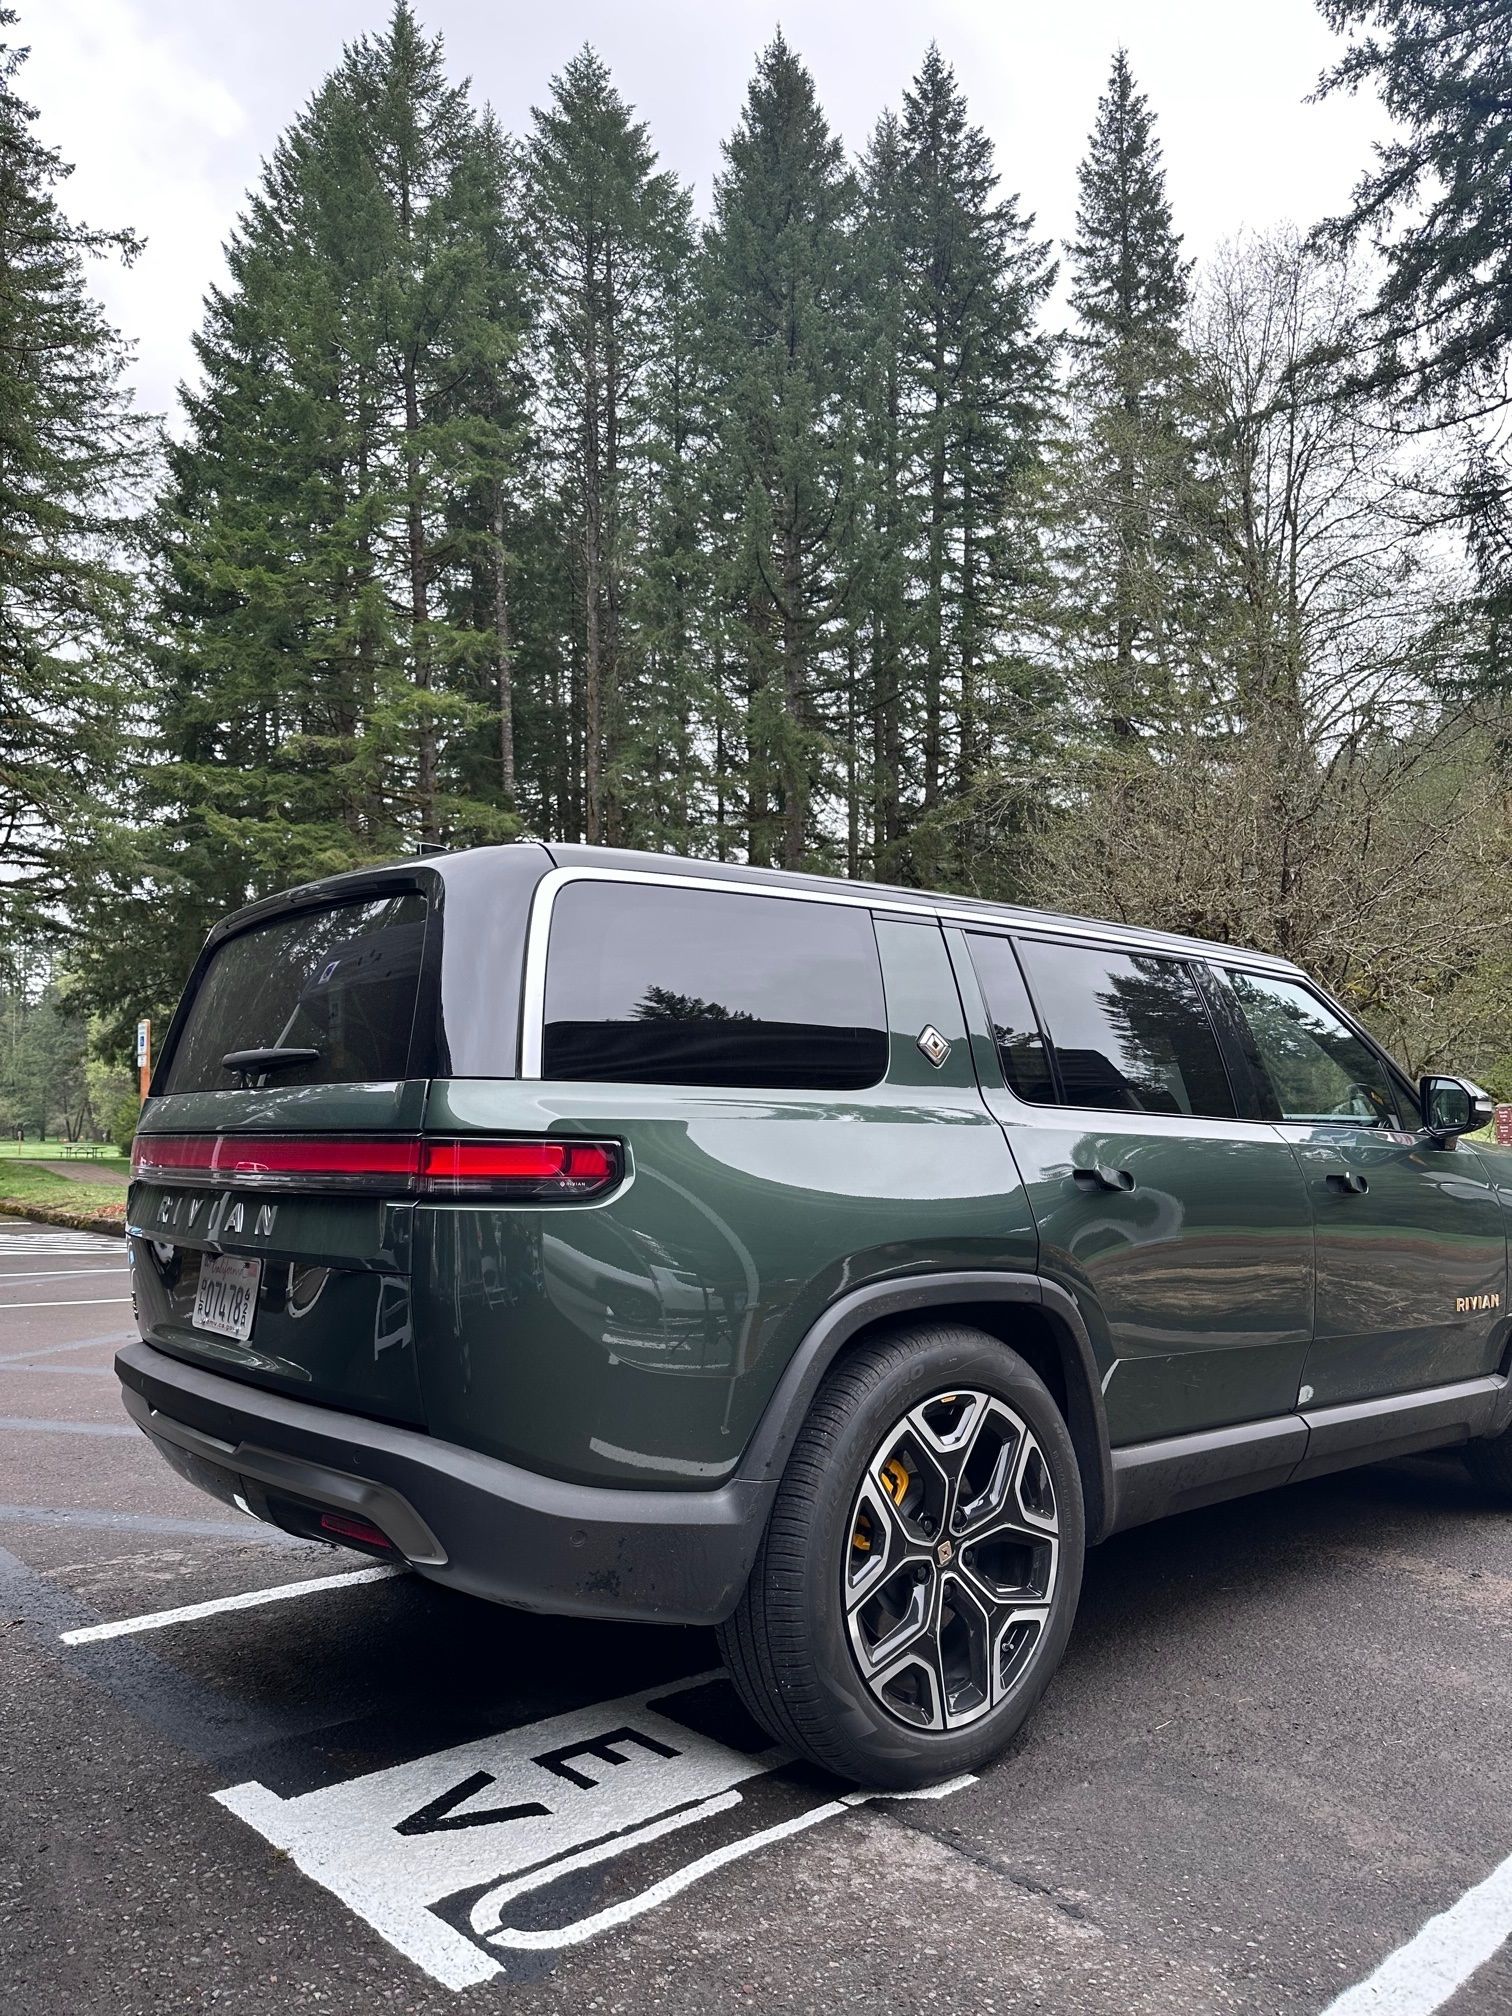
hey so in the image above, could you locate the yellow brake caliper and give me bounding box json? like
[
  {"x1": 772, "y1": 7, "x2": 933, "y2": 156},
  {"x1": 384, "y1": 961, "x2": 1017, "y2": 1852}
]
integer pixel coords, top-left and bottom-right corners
[{"x1": 854, "y1": 1456, "x2": 910, "y2": 1554}]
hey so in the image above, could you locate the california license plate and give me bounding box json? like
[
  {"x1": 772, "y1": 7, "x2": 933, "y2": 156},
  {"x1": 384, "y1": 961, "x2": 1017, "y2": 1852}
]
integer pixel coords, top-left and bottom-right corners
[{"x1": 192, "y1": 1254, "x2": 262, "y2": 1342}]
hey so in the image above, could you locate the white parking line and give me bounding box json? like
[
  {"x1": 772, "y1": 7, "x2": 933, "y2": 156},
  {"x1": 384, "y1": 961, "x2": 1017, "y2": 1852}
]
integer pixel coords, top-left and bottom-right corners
[
  {"x1": 60, "y1": 1563, "x2": 406, "y2": 1643},
  {"x1": 0, "y1": 1334, "x2": 132, "y2": 1365},
  {"x1": 1323, "y1": 1849, "x2": 1512, "y2": 2014},
  {"x1": 0, "y1": 1296, "x2": 132, "y2": 1310},
  {"x1": 477, "y1": 1774, "x2": 976, "y2": 1954},
  {"x1": 0, "y1": 1257, "x2": 129, "y2": 1274}
]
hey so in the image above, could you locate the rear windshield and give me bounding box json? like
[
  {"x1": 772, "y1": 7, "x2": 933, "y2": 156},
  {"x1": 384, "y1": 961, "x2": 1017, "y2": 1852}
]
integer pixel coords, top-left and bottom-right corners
[{"x1": 160, "y1": 892, "x2": 427, "y2": 1093}]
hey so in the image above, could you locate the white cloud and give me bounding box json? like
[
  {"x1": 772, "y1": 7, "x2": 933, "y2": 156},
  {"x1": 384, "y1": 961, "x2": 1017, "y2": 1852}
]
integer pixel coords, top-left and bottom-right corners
[{"x1": 23, "y1": 0, "x2": 252, "y2": 423}]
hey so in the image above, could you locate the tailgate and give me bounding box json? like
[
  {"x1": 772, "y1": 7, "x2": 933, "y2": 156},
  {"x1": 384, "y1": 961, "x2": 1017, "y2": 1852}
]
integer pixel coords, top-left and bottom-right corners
[{"x1": 129, "y1": 882, "x2": 434, "y2": 1426}]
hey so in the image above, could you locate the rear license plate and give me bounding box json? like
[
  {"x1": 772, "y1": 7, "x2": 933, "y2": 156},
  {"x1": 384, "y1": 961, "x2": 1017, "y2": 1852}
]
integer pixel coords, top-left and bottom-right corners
[{"x1": 192, "y1": 1254, "x2": 262, "y2": 1341}]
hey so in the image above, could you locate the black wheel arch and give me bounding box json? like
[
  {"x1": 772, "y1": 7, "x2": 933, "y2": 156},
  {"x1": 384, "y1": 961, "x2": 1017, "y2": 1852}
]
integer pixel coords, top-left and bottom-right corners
[{"x1": 738, "y1": 1271, "x2": 1115, "y2": 1544}]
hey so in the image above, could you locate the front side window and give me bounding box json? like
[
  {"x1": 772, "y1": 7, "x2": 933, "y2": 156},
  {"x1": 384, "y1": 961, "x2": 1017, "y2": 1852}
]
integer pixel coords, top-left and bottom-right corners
[
  {"x1": 1016, "y1": 941, "x2": 1236, "y2": 1118},
  {"x1": 542, "y1": 880, "x2": 888, "y2": 1090},
  {"x1": 966, "y1": 933, "x2": 1057, "y2": 1103},
  {"x1": 1225, "y1": 971, "x2": 1399, "y2": 1128}
]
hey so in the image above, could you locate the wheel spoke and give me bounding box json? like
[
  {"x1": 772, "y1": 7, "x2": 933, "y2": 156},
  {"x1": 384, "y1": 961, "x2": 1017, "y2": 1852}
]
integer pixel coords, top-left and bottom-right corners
[
  {"x1": 844, "y1": 1473, "x2": 910, "y2": 1612},
  {"x1": 847, "y1": 1560, "x2": 936, "y2": 1674},
  {"x1": 991, "y1": 1604, "x2": 1052, "y2": 1704}
]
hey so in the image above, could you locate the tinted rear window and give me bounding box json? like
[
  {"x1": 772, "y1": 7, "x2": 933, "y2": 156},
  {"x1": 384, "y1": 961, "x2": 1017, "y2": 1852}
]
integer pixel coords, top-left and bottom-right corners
[
  {"x1": 161, "y1": 893, "x2": 427, "y2": 1093},
  {"x1": 542, "y1": 881, "x2": 888, "y2": 1089}
]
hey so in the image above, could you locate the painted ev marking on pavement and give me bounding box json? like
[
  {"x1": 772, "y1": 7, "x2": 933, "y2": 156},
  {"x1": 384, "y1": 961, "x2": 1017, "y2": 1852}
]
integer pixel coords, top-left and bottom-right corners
[{"x1": 213, "y1": 1672, "x2": 973, "y2": 1990}]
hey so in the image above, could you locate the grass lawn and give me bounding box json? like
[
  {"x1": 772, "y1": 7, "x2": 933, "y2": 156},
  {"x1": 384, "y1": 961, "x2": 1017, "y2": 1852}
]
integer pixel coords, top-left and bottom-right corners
[
  {"x1": 0, "y1": 1139, "x2": 126, "y2": 1161},
  {"x1": 0, "y1": 1161, "x2": 129, "y2": 1213}
]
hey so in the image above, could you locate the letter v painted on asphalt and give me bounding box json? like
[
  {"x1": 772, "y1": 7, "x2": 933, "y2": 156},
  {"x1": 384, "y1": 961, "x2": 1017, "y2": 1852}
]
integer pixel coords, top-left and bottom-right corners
[{"x1": 213, "y1": 1671, "x2": 971, "y2": 1989}]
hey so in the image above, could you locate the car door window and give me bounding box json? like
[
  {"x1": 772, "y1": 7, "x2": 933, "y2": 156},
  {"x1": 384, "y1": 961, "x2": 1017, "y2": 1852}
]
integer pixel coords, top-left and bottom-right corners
[
  {"x1": 965, "y1": 934, "x2": 1057, "y2": 1102},
  {"x1": 542, "y1": 880, "x2": 888, "y2": 1089},
  {"x1": 1225, "y1": 971, "x2": 1399, "y2": 1128},
  {"x1": 1015, "y1": 941, "x2": 1236, "y2": 1118}
]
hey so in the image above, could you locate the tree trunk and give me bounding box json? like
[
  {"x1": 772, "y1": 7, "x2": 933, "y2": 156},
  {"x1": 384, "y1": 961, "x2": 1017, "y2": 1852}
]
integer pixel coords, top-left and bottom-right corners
[
  {"x1": 925, "y1": 330, "x2": 947, "y2": 811},
  {"x1": 781, "y1": 513, "x2": 806, "y2": 870},
  {"x1": 492, "y1": 488, "x2": 516, "y2": 811},
  {"x1": 403, "y1": 356, "x2": 437, "y2": 844}
]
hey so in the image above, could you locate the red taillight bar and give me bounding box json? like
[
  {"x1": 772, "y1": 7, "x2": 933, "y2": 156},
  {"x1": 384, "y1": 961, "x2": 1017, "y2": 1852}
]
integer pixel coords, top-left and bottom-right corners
[
  {"x1": 130, "y1": 1134, "x2": 622, "y2": 1200},
  {"x1": 420, "y1": 1138, "x2": 617, "y2": 1197}
]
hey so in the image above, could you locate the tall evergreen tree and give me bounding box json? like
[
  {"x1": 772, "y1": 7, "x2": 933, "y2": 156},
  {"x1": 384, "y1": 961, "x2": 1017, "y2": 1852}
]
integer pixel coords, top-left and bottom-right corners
[
  {"x1": 529, "y1": 48, "x2": 687, "y2": 846},
  {"x1": 619, "y1": 181, "x2": 708, "y2": 851},
  {"x1": 701, "y1": 33, "x2": 861, "y2": 871},
  {"x1": 897, "y1": 46, "x2": 1056, "y2": 883},
  {"x1": 0, "y1": 9, "x2": 145, "y2": 928},
  {"x1": 89, "y1": 4, "x2": 530, "y2": 1016},
  {"x1": 1061, "y1": 48, "x2": 1198, "y2": 743},
  {"x1": 855, "y1": 111, "x2": 913, "y2": 875},
  {"x1": 1315, "y1": 2, "x2": 1512, "y2": 710}
]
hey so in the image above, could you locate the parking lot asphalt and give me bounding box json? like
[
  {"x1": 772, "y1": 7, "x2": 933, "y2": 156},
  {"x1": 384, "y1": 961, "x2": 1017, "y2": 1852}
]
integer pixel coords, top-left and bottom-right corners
[{"x1": 3, "y1": 1211, "x2": 1512, "y2": 2015}]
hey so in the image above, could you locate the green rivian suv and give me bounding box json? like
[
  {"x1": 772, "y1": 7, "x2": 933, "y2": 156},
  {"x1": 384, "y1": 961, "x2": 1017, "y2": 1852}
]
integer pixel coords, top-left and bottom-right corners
[{"x1": 120, "y1": 842, "x2": 1509, "y2": 1787}]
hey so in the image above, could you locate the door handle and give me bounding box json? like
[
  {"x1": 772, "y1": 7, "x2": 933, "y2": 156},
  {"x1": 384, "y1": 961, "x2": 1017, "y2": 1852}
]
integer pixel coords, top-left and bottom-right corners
[
  {"x1": 1326, "y1": 1170, "x2": 1370, "y2": 1196},
  {"x1": 1074, "y1": 1164, "x2": 1136, "y2": 1193}
]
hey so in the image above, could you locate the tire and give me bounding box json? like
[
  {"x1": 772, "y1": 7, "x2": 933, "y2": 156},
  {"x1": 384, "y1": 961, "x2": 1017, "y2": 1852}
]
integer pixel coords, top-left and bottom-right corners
[
  {"x1": 717, "y1": 1322, "x2": 1085, "y2": 1790},
  {"x1": 1464, "y1": 1427, "x2": 1512, "y2": 1497}
]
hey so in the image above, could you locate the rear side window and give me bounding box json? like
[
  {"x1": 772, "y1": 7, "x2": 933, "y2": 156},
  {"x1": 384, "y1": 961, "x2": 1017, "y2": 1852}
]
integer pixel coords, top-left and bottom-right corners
[
  {"x1": 966, "y1": 934, "x2": 1056, "y2": 1102},
  {"x1": 161, "y1": 893, "x2": 427, "y2": 1093},
  {"x1": 542, "y1": 881, "x2": 887, "y2": 1089},
  {"x1": 1016, "y1": 940, "x2": 1235, "y2": 1118}
]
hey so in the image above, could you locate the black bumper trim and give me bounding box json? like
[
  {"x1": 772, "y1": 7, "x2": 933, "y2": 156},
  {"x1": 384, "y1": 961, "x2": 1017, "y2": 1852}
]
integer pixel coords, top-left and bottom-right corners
[{"x1": 115, "y1": 1341, "x2": 773, "y2": 1626}]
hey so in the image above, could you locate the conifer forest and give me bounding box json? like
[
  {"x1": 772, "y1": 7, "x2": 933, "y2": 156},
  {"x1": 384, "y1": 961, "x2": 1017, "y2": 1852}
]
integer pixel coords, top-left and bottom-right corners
[{"x1": 5, "y1": 0, "x2": 1512, "y2": 1128}]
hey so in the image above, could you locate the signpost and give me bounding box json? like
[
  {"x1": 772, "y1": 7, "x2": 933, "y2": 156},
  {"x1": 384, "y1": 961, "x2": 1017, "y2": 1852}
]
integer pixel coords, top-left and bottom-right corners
[
  {"x1": 1495, "y1": 1103, "x2": 1512, "y2": 1147},
  {"x1": 136, "y1": 1018, "x2": 152, "y2": 1104}
]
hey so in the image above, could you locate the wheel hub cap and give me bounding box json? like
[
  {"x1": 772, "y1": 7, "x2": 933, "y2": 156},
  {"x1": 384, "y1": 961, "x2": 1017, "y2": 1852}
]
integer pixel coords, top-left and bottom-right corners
[{"x1": 842, "y1": 1388, "x2": 1060, "y2": 1732}]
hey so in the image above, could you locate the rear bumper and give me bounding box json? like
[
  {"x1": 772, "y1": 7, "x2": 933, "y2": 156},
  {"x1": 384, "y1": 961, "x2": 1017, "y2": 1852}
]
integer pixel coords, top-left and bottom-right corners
[{"x1": 115, "y1": 1340, "x2": 772, "y2": 1626}]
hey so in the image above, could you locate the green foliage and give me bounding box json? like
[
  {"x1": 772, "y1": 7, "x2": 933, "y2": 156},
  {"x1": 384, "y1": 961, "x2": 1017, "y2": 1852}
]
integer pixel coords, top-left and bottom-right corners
[
  {"x1": 699, "y1": 32, "x2": 861, "y2": 871},
  {"x1": 0, "y1": 0, "x2": 1505, "y2": 1110},
  {"x1": 1054, "y1": 49, "x2": 1203, "y2": 746},
  {"x1": 528, "y1": 47, "x2": 692, "y2": 847},
  {"x1": 0, "y1": 9, "x2": 146, "y2": 930}
]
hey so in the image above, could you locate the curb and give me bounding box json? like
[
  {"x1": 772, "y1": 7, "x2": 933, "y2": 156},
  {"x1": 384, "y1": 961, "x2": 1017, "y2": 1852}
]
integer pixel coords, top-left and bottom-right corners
[{"x1": 0, "y1": 1197, "x2": 127, "y2": 1238}]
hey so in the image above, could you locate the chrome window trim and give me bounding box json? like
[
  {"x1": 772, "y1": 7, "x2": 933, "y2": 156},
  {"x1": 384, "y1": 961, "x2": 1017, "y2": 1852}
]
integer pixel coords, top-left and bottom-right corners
[
  {"x1": 518, "y1": 865, "x2": 930, "y2": 1077},
  {"x1": 518, "y1": 863, "x2": 1302, "y2": 1081}
]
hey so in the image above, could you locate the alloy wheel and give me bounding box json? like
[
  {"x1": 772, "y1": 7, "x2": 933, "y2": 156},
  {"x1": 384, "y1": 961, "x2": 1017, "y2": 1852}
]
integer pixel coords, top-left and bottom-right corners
[{"x1": 842, "y1": 1387, "x2": 1060, "y2": 1732}]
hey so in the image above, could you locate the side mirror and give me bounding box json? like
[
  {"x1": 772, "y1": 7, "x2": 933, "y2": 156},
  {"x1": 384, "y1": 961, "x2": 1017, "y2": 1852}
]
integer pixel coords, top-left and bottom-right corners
[{"x1": 1419, "y1": 1074, "x2": 1493, "y2": 1142}]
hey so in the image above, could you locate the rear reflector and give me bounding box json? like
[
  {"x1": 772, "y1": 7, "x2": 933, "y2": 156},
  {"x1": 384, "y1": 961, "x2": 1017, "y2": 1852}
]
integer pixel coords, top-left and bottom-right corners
[
  {"x1": 131, "y1": 1132, "x2": 622, "y2": 1200},
  {"x1": 319, "y1": 1511, "x2": 394, "y2": 1550}
]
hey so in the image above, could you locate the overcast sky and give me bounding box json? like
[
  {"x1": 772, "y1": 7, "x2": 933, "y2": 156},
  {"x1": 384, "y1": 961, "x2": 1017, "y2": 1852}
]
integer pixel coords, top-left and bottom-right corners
[{"x1": 25, "y1": 0, "x2": 1386, "y2": 426}]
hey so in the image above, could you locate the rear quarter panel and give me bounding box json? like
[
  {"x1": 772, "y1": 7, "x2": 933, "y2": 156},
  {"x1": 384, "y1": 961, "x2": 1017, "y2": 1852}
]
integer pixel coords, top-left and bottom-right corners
[{"x1": 413, "y1": 918, "x2": 1034, "y2": 1486}]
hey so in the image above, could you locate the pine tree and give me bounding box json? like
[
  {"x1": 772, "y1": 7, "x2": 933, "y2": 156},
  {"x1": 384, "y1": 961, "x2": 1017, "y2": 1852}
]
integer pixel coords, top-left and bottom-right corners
[
  {"x1": 1061, "y1": 48, "x2": 1199, "y2": 743},
  {"x1": 619, "y1": 181, "x2": 708, "y2": 851},
  {"x1": 701, "y1": 33, "x2": 861, "y2": 870},
  {"x1": 529, "y1": 47, "x2": 687, "y2": 846},
  {"x1": 897, "y1": 46, "x2": 1056, "y2": 883},
  {"x1": 346, "y1": 3, "x2": 528, "y2": 843},
  {"x1": 85, "y1": 5, "x2": 532, "y2": 1021},
  {"x1": 855, "y1": 111, "x2": 913, "y2": 876},
  {"x1": 0, "y1": 9, "x2": 145, "y2": 928},
  {"x1": 1315, "y1": 2, "x2": 1512, "y2": 706}
]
